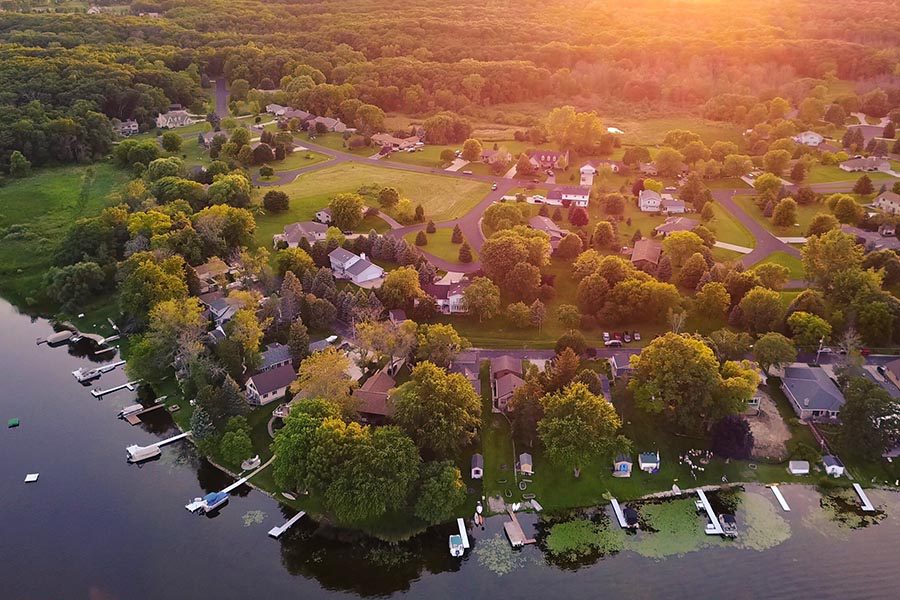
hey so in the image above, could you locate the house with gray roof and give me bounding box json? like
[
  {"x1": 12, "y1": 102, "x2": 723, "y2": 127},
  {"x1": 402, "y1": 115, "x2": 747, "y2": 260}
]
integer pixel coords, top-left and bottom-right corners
[
  {"x1": 245, "y1": 363, "x2": 295, "y2": 406},
  {"x1": 258, "y1": 343, "x2": 292, "y2": 372},
  {"x1": 273, "y1": 221, "x2": 328, "y2": 248},
  {"x1": 329, "y1": 248, "x2": 384, "y2": 285},
  {"x1": 490, "y1": 355, "x2": 523, "y2": 413},
  {"x1": 781, "y1": 365, "x2": 845, "y2": 420}
]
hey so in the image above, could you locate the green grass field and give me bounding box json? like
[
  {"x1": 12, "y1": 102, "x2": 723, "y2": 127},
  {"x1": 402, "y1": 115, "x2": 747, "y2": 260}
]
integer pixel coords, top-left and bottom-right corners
[
  {"x1": 706, "y1": 202, "x2": 756, "y2": 248},
  {"x1": 805, "y1": 164, "x2": 895, "y2": 184},
  {"x1": 734, "y1": 194, "x2": 822, "y2": 236},
  {"x1": 266, "y1": 149, "x2": 331, "y2": 172},
  {"x1": 0, "y1": 162, "x2": 130, "y2": 306},
  {"x1": 754, "y1": 251, "x2": 805, "y2": 280},
  {"x1": 254, "y1": 162, "x2": 491, "y2": 246},
  {"x1": 617, "y1": 117, "x2": 744, "y2": 146},
  {"x1": 403, "y1": 227, "x2": 477, "y2": 264}
]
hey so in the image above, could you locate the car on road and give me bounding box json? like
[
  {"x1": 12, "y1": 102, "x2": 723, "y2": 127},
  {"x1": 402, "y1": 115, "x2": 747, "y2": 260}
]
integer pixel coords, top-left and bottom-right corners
[
  {"x1": 532, "y1": 195, "x2": 545, "y2": 202},
  {"x1": 633, "y1": 331, "x2": 641, "y2": 341},
  {"x1": 604, "y1": 340, "x2": 623, "y2": 348},
  {"x1": 603, "y1": 332, "x2": 610, "y2": 342},
  {"x1": 623, "y1": 332, "x2": 632, "y2": 343},
  {"x1": 491, "y1": 183, "x2": 498, "y2": 190}
]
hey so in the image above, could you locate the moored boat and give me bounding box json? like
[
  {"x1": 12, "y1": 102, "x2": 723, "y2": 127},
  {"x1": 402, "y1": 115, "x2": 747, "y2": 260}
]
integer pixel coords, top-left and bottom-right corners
[
  {"x1": 202, "y1": 491, "x2": 229, "y2": 513},
  {"x1": 126, "y1": 444, "x2": 161, "y2": 463},
  {"x1": 449, "y1": 534, "x2": 465, "y2": 557},
  {"x1": 118, "y1": 404, "x2": 143, "y2": 419}
]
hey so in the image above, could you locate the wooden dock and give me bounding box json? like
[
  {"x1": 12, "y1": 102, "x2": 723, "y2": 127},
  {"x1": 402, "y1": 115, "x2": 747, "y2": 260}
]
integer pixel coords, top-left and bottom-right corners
[
  {"x1": 853, "y1": 483, "x2": 876, "y2": 512},
  {"x1": 268, "y1": 511, "x2": 306, "y2": 538},
  {"x1": 770, "y1": 485, "x2": 791, "y2": 511},
  {"x1": 610, "y1": 498, "x2": 629, "y2": 528},
  {"x1": 696, "y1": 490, "x2": 725, "y2": 535},
  {"x1": 457, "y1": 518, "x2": 470, "y2": 549},
  {"x1": 92, "y1": 380, "x2": 141, "y2": 398},
  {"x1": 148, "y1": 430, "x2": 191, "y2": 449},
  {"x1": 503, "y1": 508, "x2": 536, "y2": 547},
  {"x1": 124, "y1": 403, "x2": 166, "y2": 425}
]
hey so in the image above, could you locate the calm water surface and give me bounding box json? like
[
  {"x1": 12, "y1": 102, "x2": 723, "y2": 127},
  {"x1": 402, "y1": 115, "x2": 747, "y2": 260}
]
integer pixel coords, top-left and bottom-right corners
[{"x1": 1, "y1": 299, "x2": 898, "y2": 600}]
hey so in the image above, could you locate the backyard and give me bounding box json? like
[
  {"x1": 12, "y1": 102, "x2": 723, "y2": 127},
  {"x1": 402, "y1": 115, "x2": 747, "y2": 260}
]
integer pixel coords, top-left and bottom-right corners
[{"x1": 403, "y1": 226, "x2": 477, "y2": 265}]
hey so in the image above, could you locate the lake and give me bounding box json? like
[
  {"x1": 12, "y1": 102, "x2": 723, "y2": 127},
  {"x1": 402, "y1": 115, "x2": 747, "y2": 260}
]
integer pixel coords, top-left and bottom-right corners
[{"x1": 1, "y1": 299, "x2": 898, "y2": 600}]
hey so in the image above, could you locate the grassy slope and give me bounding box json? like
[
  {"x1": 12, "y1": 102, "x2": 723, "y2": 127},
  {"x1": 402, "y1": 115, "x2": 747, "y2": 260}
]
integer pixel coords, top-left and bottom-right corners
[
  {"x1": 0, "y1": 162, "x2": 130, "y2": 305},
  {"x1": 706, "y1": 202, "x2": 756, "y2": 248}
]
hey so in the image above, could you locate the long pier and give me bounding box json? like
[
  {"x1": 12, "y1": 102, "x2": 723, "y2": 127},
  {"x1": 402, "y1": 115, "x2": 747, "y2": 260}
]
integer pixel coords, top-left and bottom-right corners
[
  {"x1": 92, "y1": 380, "x2": 141, "y2": 398},
  {"x1": 268, "y1": 511, "x2": 307, "y2": 538},
  {"x1": 696, "y1": 490, "x2": 724, "y2": 535},
  {"x1": 124, "y1": 403, "x2": 166, "y2": 425},
  {"x1": 853, "y1": 483, "x2": 876, "y2": 512},
  {"x1": 771, "y1": 485, "x2": 791, "y2": 511},
  {"x1": 149, "y1": 430, "x2": 192, "y2": 449},
  {"x1": 185, "y1": 456, "x2": 275, "y2": 512},
  {"x1": 457, "y1": 518, "x2": 470, "y2": 549},
  {"x1": 610, "y1": 498, "x2": 628, "y2": 528}
]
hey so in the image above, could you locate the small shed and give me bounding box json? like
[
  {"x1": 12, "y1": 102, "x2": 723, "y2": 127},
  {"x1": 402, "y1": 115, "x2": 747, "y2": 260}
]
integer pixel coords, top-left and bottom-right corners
[
  {"x1": 471, "y1": 453, "x2": 484, "y2": 480},
  {"x1": 638, "y1": 451, "x2": 660, "y2": 473},
  {"x1": 612, "y1": 454, "x2": 633, "y2": 478},
  {"x1": 788, "y1": 460, "x2": 810, "y2": 475},
  {"x1": 519, "y1": 453, "x2": 533, "y2": 476},
  {"x1": 823, "y1": 455, "x2": 845, "y2": 478}
]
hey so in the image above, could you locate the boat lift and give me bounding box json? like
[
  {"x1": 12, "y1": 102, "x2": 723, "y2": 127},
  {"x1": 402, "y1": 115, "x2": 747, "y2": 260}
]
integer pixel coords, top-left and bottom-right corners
[{"x1": 126, "y1": 430, "x2": 191, "y2": 463}]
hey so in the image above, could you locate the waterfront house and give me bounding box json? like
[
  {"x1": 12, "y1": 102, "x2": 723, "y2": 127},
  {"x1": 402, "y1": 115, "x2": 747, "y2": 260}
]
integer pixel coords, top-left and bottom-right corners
[
  {"x1": 519, "y1": 453, "x2": 533, "y2": 476},
  {"x1": 788, "y1": 460, "x2": 810, "y2": 475},
  {"x1": 638, "y1": 451, "x2": 660, "y2": 473},
  {"x1": 273, "y1": 221, "x2": 328, "y2": 248},
  {"x1": 258, "y1": 343, "x2": 292, "y2": 372},
  {"x1": 612, "y1": 454, "x2": 633, "y2": 477},
  {"x1": 780, "y1": 365, "x2": 845, "y2": 420},
  {"x1": 490, "y1": 355, "x2": 524, "y2": 413},
  {"x1": 471, "y1": 454, "x2": 484, "y2": 480},
  {"x1": 822, "y1": 455, "x2": 845, "y2": 477},
  {"x1": 328, "y1": 248, "x2": 384, "y2": 285},
  {"x1": 353, "y1": 368, "x2": 396, "y2": 423},
  {"x1": 245, "y1": 363, "x2": 295, "y2": 406}
]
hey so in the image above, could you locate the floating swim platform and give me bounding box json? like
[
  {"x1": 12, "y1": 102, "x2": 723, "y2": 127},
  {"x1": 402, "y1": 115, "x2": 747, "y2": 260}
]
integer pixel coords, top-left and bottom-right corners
[{"x1": 8, "y1": 418, "x2": 19, "y2": 428}]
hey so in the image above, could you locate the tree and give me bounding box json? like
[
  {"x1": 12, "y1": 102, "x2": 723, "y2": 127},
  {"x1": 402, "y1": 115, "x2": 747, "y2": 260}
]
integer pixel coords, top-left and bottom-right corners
[
  {"x1": 276, "y1": 247, "x2": 315, "y2": 277},
  {"x1": 292, "y1": 347, "x2": 355, "y2": 409},
  {"x1": 393, "y1": 362, "x2": 481, "y2": 459},
  {"x1": 622, "y1": 146, "x2": 651, "y2": 165},
  {"x1": 219, "y1": 428, "x2": 253, "y2": 467},
  {"x1": 751, "y1": 263, "x2": 790, "y2": 290},
  {"x1": 711, "y1": 416, "x2": 754, "y2": 460},
  {"x1": 506, "y1": 262, "x2": 542, "y2": 302},
  {"x1": 328, "y1": 193, "x2": 364, "y2": 231},
  {"x1": 507, "y1": 301, "x2": 532, "y2": 328},
  {"x1": 416, "y1": 323, "x2": 469, "y2": 367},
  {"x1": 802, "y1": 229, "x2": 864, "y2": 290},
  {"x1": 829, "y1": 194, "x2": 861, "y2": 226},
  {"x1": 884, "y1": 121, "x2": 896, "y2": 139},
  {"x1": 9, "y1": 150, "x2": 31, "y2": 177},
  {"x1": 807, "y1": 213, "x2": 839, "y2": 237},
  {"x1": 515, "y1": 153, "x2": 535, "y2": 176},
  {"x1": 654, "y1": 147, "x2": 685, "y2": 177},
  {"x1": 462, "y1": 277, "x2": 500, "y2": 322},
  {"x1": 458, "y1": 242, "x2": 473, "y2": 263},
  {"x1": 569, "y1": 207, "x2": 589, "y2": 227},
  {"x1": 451, "y1": 224, "x2": 463, "y2": 243},
  {"x1": 629, "y1": 333, "x2": 758, "y2": 432},
  {"x1": 694, "y1": 282, "x2": 730, "y2": 318},
  {"x1": 259, "y1": 189, "x2": 290, "y2": 213},
  {"x1": 771, "y1": 198, "x2": 797, "y2": 227},
  {"x1": 787, "y1": 311, "x2": 831, "y2": 351},
  {"x1": 530, "y1": 299, "x2": 547, "y2": 331},
  {"x1": 824, "y1": 103, "x2": 846, "y2": 127},
  {"x1": 762, "y1": 149, "x2": 791, "y2": 175},
  {"x1": 461, "y1": 138, "x2": 483, "y2": 161},
  {"x1": 288, "y1": 319, "x2": 310, "y2": 361},
  {"x1": 592, "y1": 221, "x2": 616, "y2": 251},
  {"x1": 556, "y1": 233, "x2": 582, "y2": 259},
  {"x1": 723, "y1": 154, "x2": 753, "y2": 177},
  {"x1": 738, "y1": 287, "x2": 785, "y2": 334},
  {"x1": 753, "y1": 332, "x2": 796, "y2": 375},
  {"x1": 207, "y1": 173, "x2": 251, "y2": 208},
  {"x1": 414, "y1": 461, "x2": 466, "y2": 524},
  {"x1": 677, "y1": 252, "x2": 708, "y2": 290},
  {"x1": 160, "y1": 131, "x2": 182, "y2": 153},
  {"x1": 415, "y1": 230, "x2": 428, "y2": 246},
  {"x1": 117, "y1": 252, "x2": 187, "y2": 322},
  {"x1": 840, "y1": 377, "x2": 900, "y2": 460},
  {"x1": 378, "y1": 187, "x2": 400, "y2": 210},
  {"x1": 708, "y1": 329, "x2": 753, "y2": 362},
  {"x1": 790, "y1": 161, "x2": 806, "y2": 182},
  {"x1": 679, "y1": 173, "x2": 713, "y2": 211},
  {"x1": 557, "y1": 304, "x2": 582, "y2": 330},
  {"x1": 381, "y1": 266, "x2": 424, "y2": 308},
  {"x1": 853, "y1": 174, "x2": 874, "y2": 195},
  {"x1": 44, "y1": 261, "x2": 107, "y2": 311},
  {"x1": 483, "y1": 202, "x2": 527, "y2": 231},
  {"x1": 662, "y1": 231, "x2": 706, "y2": 267},
  {"x1": 538, "y1": 382, "x2": 624, "y2": 477},
  {"x1": 700, "y1": 203, "x2": 715, "y2": 221}
]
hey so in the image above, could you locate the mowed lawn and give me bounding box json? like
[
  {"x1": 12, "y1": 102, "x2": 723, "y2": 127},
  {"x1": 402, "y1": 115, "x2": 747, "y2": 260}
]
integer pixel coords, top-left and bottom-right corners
[
  {"x1": 805, "y1": 164, "x2": 895, "y2": 184},
  {"x1": 403, "y1": 227, "x2": 477, "y2": 265},
  {"x1": 734, "y1": 194, "x2": 821, "y2": 236},
  {"x1": 706, "y1": 202, "x2": 755, "y2": 248},
  {"x1": 754, "y1": 251, "x2": 805, "y2": 280},
  {"x1": 267, "y1": 149, "x2": 331, "y2": 172},
  {"x1": 616, "y1": 116, "x2": 744, "y2": 146},
  {"x1": 254, "y1": 162, "x2": 491, "y2": 245},
  {"x1": 0, "y1": 162, "x2": 130, "y2": 305}
]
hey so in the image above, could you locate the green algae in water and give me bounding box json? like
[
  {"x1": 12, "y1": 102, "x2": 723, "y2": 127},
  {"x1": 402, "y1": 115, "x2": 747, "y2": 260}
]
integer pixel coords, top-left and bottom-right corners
[
  {"x1": 366, "y1": 545, "x2": 415, "y2": 568},
  {"x1": 803, "y1": 488, "x2": 887, "y2": 539},
  {"x1": 242, "y1": 510, "x2": 267, "y2": 527},
  {"x1": 731, "y1": 491, "x2": 790, "y2": 552},
  {"x1": 625, "y1": 498, "x2": 722, "y2": 559},
  {"x1": 545, "y1": 519, "x2": 625, "y2": 562},
  {"x1": 475, "y1": 534, "x2": 527, "y2": 576}
]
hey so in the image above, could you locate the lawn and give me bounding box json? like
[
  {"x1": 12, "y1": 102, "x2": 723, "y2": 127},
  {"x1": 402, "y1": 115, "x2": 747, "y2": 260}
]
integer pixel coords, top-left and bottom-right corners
[
  {"x1": 616, "y1": 117, "x2": 744, "y2": 146},
  {"x1": 754, "y1": 251, "x2": 805, "y2": 280},
  {"x1": 706, "y1": 202, "x2": 755, "y2": 248},
  {"x1": 0, "y1": 162, "x2": 130, "y2": 307},
  {"x1": 733, "y1": 194, "x2": 821, "y2": 236},
  {"x1": 805, "y1": 164, "x2": 895, "y2": 184},
  {"x1": 403, "y1": 227, "x2": 477, "y2": 264},
  {"x1": 305, "y1": 132, "x2": 373, "y2": 156},
  {"x1": 266, "y1": 149, "x2": 331, "y2": 172}
]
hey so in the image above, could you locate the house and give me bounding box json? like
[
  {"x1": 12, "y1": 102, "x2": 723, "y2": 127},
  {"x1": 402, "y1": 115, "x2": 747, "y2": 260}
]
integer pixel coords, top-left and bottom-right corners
[
  {"x1": 881, "y1": 358, "x2": 900, "y2": 391},
  {"x1": 245, "y1": 363, "x2": 295, "y2": 406},
  {"x1": 780, "y1": 365, "x2": 845, "y2": 420},
  {"x1": 353, "y1": 368, "x2": 396, "y2": 422},
  {"x1": 328, "y1": 248, "x2": 384, "y2": 285},
  {"x1": 481, "y1": 149, "x2": 510, "y2": 165},
  {"x1": 315, "y1": 208, "x2": 333, "y2": 224},
  {"x1": 200, "y1": 131, "x2": 227, "y2": 149},
  {"x1": 519, "y1": 453, "x2": 533, "y2": 476},
  {"x1": 371, "y1": 133, "x2": 420, "y2": 151},
  {"x1": 638, "y1": 162, "x2": 658, "y2": 176},
  {"x1": 822, "y1": 455, "x2": 845, "y2": 477},
  {"x1": 280, "y1": 108, "x2": 312, "y2": 123},
  {"x1": 204, "y1": 296, "x2": 243, "y2": 327},
  {"x1": 630, "y1": 239, "x2": 662, "y2": 271},
  {"x1": 194, "y1": 257, "x2": 231, "y2": 293},
  {"x1": 528, "y1": 149, "x2": 569, "y2": 170},
  {"x1": 114, "y1": 119, "x2": 139, "y2": 137},
  {"x1": 388, "y1": 309, "x2": 407, "y2": 324},
  {"x1": 638, "y1": 451, "x2": 660, "y2": 473},
  {"x1": 873, "y1": 191, "x2": 900, "y2": 215},
  {"x1": 273, "y1": 221, "x2": 328, "y2": 248},
  {"x1": 788, "y1": 460, "x2": 810, "y2": 475},
  {"x1": 308, "y1": 116, "x2": 349, "y2": 133},
  {"x1": 423, "y1": 280, "x2": 470, "y2": 314},
  {"x1": 661, "y1": 195, "x2": 686, "y2": 214},
  {"x1": 266, "y1": 104, "x2": 288, "y2": 116},
  {"x1": 471, "y1": 454, "x2": 484, "y2": 480},
  {"x1": 528, "y1": 215, "x2": 571, "y2": 250},
  {"x1": 546, "y1": 185, "x2": 591, "y2": 208},
  {"x1": 839, "y1": 156, "x2": 890, "y2": 172},
  {"x1": 612, "y1": 454, "x2": 632, "y2": 478},
  {"x1": 846, "y1": 124, "x2": 886, "y2": 145},
  {"x1": 450, "y1": 351, "x2": 482, "y2": 396},
  {"x1": 155, "y1": 109, "x2": 198, "y2": 129},
  {"x1": 654, "y1": 216, "x2": 700, "y2": 237},
  {"x1": 793, "y1": 131, "x2": 825, "y2": 147},
  {"x1": 580, "y1": 161, "x2": 623, "y2": 186},
  {"x1": 258, "y1": 343, "x2": 292, "y2": 372},
  {"x1": 840, "y1": 224, "x2": 900, "y2": 253},
  {"x1": 491, "y1": 355, "x2": 524, "y2": 413},
  {"x1": 638, "y1": 189, "x2": 662, "y2": 212}
]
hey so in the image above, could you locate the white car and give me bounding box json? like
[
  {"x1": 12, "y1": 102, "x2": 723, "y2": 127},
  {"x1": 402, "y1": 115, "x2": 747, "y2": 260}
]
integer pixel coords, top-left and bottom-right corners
[
  {"x1": 532, "y1": 195, "x2": 545, "y2": 202},
  {"x1": 603, "y1": 332, "x2": 611, "y2": 342},
  {"x1": 604, "y1": 340, "x2": 623, "y2": 348}
]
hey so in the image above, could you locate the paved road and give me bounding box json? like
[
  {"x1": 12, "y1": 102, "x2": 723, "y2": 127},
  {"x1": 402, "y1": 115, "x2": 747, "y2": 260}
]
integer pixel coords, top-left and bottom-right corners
[{"x1": 213, "y1": 79, "x2": 229, "y2": 118}]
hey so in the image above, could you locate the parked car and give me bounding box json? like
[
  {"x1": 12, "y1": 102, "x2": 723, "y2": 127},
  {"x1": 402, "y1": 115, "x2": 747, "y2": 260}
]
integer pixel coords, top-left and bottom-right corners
[
  {"x1": 491, "y1": 183, "x2": 498, "y2": 190},
  {"x1": 633, "y1": 331, "x2": 641, "y2": 341},
  {"x1": 462, "y1": 170, "x2": 473, "y2": 175},
  {"x1": 613, "y1": 332, "x2": 622, "y2": 341},
  {"x1": 877, "y1": 365, "x2": 887, "y2": 376},
  {"x1": 532, "y1": 194, "x2": 545, "y2": 202},
  {"x1": 623, "y1": 332, "x2": 632, "y2": 343},
  {"x1": 861, "y1": 348, "x2": 871, "y2": 356},
  {"x1": 605, "y1": 339, "x2": 623, "y2": 348},
  {"x1": 602, "y1": 332, "x2": 610, "y2": 342}
]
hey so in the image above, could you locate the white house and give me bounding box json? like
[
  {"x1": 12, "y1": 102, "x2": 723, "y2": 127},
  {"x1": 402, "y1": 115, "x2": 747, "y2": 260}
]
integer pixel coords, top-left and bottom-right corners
[
  {"x1": 155, "y1": 109, "x2": 198, "y2": 129},
  {"x1": 245, "y1": 363, "x2": 296, "y2": 406},
  {"x1": 328, "y1": 248, "x2": 384, "y2": 285},
  {"x1": 822, "y1": 455, "x2": 845, "y2": 478},
  {"x1": 792, "y1": 131, "x2": 824, "y2": 147},
  {"x1": 115, "y1": 119, "x2": 139, "y2": 137},
  {"x1": 273, "y1": 221, "x2": 327, "y2": 248},
  {"x1": 840, "y1": 156, "x2": 890, "y2": 172},
  {"x1": 423, "y1": 280, "x2": 470, "y2": 314},
  {"x1": 638, "y1": 451, "x2": 660, "y2": 473},
  {"x1": 873, "y1": 191, "x2": 900, "y2": 214},
  {"x1": 546, "y1": 185, "x2": 591, "y2": 207},
  {"x1": 638, "y1": 189, "x2": 662, "y2": 212},
  {"x1": 266, "y1": 104, "x2": 287, "y2": 116}
]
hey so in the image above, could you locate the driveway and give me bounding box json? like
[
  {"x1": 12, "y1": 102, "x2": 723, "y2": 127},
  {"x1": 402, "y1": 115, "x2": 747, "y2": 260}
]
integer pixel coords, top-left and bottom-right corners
[
  {"x1": 445, "y1": 158, "x2": 469, "y2": 172},
  {"x1": 212, "y1": 78, "x2": 229, "y2": 118}
]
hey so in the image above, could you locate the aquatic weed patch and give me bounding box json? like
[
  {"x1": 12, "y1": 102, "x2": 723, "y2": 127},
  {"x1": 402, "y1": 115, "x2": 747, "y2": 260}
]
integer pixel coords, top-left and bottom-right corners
[
  {"x1": 731, "y1": 491, "x2": 790, "y2": 551},
  {"x1": 543, "y1": 516, "x2": 626, "y2": 568},
  {"x1": 242, "y1": 510, "x2": 267, "y2": 527},
  {"x1": 625, "y1": 498, "x2": 725, "y2": 558},
  {"x1": 804, "y1": 488, "x2": 887, "y2": 537},
  {"x1": 475, "y1": 534, "x2": 527, "y2": 576}
]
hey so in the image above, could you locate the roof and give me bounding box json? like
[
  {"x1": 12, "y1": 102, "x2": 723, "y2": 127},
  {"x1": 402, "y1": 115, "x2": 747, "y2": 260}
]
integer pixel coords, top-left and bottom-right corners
[
  {"x1": 614, "y1": 454, "x2": 632, "y2": 464},
  {"x1": 345, "y1": 257, "x2": 379, "y2": 276},
  {"x1": 528, "y1": 215, "x2": 570, "y2": 238},
  {"x1": 329, "y1": 247, "x2": 358, "y2": 264},
  {"x1": 789, "y1": 460, "x2": 809, "y2": 470},
  {"x1": 781, "y1": 366, "x2": 845, "y2": 412},
  {"x1": 631, "y1": 239, "x2": 662, "y2": 265},
  {"x1": 528, "y1": 149, "x2": 567, "y2": 162},
  {"x1": 280, "y1": 221, "x2": 327, "y2": 244},
  {"x1": 639, "y1": 189, "x2": 661, "y2": 203},
  {"x1": 875, "y1": 191, "x2": 900, "y2": 205},
  {"x1": 884, "y1": 358, "x2": 900, "y2": 381},
  {"x1": 259, "y1": 343, "x2": 292, "y2": 371},
  {"x1": 639, "y1": 451, "x2": 659, "y2": 463},
  {"x1": 491, "y1": 355, "x2": 522, "y2": 378},
  {"x1": 495, "y1": 372, "x2": 525, "y2": 398},
  {"x1": 194, "y1": 257, "x2": 230, "y2": 280},
  {"x1": 388, "y1": 309, "x2": 407, "y2": 322},
  {"x1": 823, "y1": 454, "x2": 844, "y2": 468},
  {"x1": 248, "y1": 363, "x2": 296, "y2": 396},
  {"x1": 471, "y1": 454, "x2": 484, "y2": 468},
  {"x1": 308, "y1": 338, "x2": 332, "y2": 353},
  {"x1": 317, "y1": 207, "x2": 333, "y2": 216},
  {"x1": 661, "y1": 197, "x2": 685, "y2": 210},
  {"x1": 840, "y1": 224, "x2": 900, "y2": 251},
  {"x1": 841, "y1": 156, "x2": 889, "y2": 169},
  {"x1": 655, "y1": 216, "x2": 699, "y2": 235},
  {"x1": 546, "y1": 185, "x2": 590, "y2": 199},
  {"x1": 519, "y1": 452, "x2": 532, "y2": 463},
  {"x1": 354, "y1": 369, "x2": 396, "y2": 416},
  {"x1": 424, "y1": 280, "x2": 470, "y2": 300}
]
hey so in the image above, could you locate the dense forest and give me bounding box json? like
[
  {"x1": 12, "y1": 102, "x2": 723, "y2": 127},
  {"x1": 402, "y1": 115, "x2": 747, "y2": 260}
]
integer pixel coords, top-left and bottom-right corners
[{"x1": 0, "y1": 0, "x2": 898, "y2": 170}]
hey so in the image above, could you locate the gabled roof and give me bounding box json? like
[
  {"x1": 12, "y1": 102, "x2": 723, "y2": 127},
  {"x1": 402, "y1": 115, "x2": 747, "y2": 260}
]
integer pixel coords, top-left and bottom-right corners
[
  {"x1": 248, "y1": 363, "x2": 296, "y2": 396},
  {"x1": 329, "y1": 247, "x2": 358, "y2": 264},
  {"x1": 823, "y1": 454, "x2": 844, "y2": 468},
  {"x1": 631, "y1": 239, "x2": 662, "y2": 265},
  {"x1": 639, "y1": 189, "x2": 661, "y2": 203},
  {"x1": 259, "y1": 343, "x2": 292, "y2": 371},
  {"x1": 546, "y1": 185, "x2": 591, "y2": 199},
  {"x1": 491, "y1": 355, "x2": 522, "y2": 378},
  {"x1": 495, "y1": 372, "x2": 524, "y2": 398},
  {"x1": 424, "y1": 280, "x2": 470, "y2": 300},
  {"x1": 875, "y1": 191, "x2": 900, "y2": 205},
  {"x1": 655, "y1": 216, "x2": 699, "y2": 235},
  {"x1": 355, "y1": 369, "x2": 396, "y2": 416},
  {"x1": 194, "y1": 257, "x2": 230, "y2": 280},
  {"x1": 280, "y1": 221, "x2": 327, "y2": 244},
  {"x1": 781, "y1": 366, "x2": 845, "y2": 412},
  {"x1": 528, "y1": 215, "x2": 569, "y2": 238},
  {"x1": 884, "y1": 357, "x2": 900, "y2": 381},
  {"x1": 345, "y1": 257, "x2": 379, "y2": 276}
]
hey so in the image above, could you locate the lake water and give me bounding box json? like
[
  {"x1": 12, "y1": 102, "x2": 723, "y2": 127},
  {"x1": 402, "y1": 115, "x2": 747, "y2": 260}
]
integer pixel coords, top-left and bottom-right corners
[{"x1": 1, "y1": 299, "x2": 898, "y2": 600}]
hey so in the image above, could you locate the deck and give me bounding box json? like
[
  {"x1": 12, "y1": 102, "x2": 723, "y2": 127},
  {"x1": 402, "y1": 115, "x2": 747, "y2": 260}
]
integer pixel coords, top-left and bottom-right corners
[
  {"x1": 853, "y1": 483, "x2": 876, "y2": 512},
  {"x1": 124, "y1": 403, "x2": 166, "y2": 425},
  {"x1": 503, "y1": 509, "x2": 536, "y2": 547},
  {"x1": 696, "y1": 489, "x2": 725, "y2": 535}
]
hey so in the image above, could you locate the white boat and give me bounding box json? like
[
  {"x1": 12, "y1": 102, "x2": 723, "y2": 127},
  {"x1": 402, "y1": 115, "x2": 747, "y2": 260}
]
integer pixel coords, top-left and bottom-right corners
[
  {"x1": 46, "y1": 330, "x2": 74, "y2": 345},
  {"x1": 241, "y1": 455, "x2": 261, "y2": 471},
  {"x1": 118, "y1": 404, "x2": 143, "y2": 419},
  {"x1": 72, "y1": 367, "x2": 102, "y2": 383},
  {"x1": 449, "y1": 534, "x2": 465, "y2": 557},
  {"x1": 201, "y1": 491, "x2": 229, "y2": 513},
  {"x1": 126, "y1": 444, "x2": 161, "y2": 463}
]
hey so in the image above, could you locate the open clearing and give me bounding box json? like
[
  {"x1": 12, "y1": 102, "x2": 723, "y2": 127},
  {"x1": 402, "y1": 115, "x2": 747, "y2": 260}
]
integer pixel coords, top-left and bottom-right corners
[{"x1": 404, "y1": 227, "x2": 477, "y2": 264}]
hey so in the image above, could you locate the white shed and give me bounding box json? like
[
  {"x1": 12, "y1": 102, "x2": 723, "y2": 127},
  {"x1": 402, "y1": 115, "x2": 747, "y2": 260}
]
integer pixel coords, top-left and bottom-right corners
[
  {"x1": 471, "y1": 454, "x2": 484, "y2": 480},
  {"x1": 788, "y1": 460, "x2": 810, "y2": 475},
  {"x1": 823, "y1": 455, "x2": 845, "y2": 478}
]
